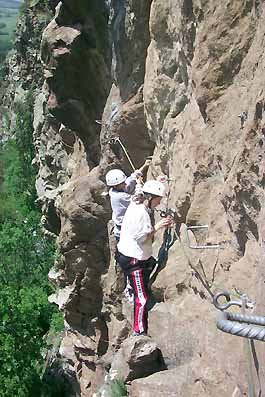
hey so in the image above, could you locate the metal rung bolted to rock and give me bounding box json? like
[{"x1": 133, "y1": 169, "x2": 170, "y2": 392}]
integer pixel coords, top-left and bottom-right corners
[{"x1": 185, "y1": 225, "x2": 222, "y2": 250}]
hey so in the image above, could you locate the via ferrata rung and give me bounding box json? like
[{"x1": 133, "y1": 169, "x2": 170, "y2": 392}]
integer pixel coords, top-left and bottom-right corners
[{"x1": 185, "y1": 224, "x2": 222, "y2": 250}]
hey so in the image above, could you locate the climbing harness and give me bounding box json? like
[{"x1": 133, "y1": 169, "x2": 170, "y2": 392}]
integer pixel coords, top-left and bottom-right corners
[
  {"x1": 213, "y1": 290, "x2": 264, "y2": 397},
  {"x1": 185, "y1": 225, "x2": 222, "y2": 250}
]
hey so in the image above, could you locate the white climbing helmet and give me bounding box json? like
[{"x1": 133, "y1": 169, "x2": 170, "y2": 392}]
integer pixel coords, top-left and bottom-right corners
[
  {"x1": 106, "y1": 169, "x2": 126, "y2": 186},
  {"x1": 142, "y1": 180, "x2": 166, "y2": 197}
]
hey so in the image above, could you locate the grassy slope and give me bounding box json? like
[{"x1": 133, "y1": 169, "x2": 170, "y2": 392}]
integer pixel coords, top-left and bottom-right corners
[
  {"x1": 0, "y1": 1, "x2": 21, "y2": 9},
  {"x1": 0, "y1": 1, "x2": 20, "y2": 62}
]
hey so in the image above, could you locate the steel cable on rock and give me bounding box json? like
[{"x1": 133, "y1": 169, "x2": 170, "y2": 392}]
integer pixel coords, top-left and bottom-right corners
[
  {"x1": 213, "y1": 291, "x2": 263, "y2": 396},
  {"x1": 217, "y1": 311, "x2": 265, "y2": 342}
]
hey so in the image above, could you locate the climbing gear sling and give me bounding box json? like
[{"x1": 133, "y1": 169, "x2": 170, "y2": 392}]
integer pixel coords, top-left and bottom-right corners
[{"x1": 149, "y1": 226, "x2": 176, "y2": 286}]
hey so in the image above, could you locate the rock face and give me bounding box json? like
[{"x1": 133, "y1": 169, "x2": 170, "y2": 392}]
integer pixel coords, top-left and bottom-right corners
[
  {"x1": 34, "y1": 2, "x2": 113, "y2": 395},
  {"x1": 0, "y1": 2, "x2": 51, "y2": 140},
  {"x1": 133, "y1": 1, "x2": 265, "y2": 395},
  {"x1": 110, "y1": 336, "x2": 165, "y2": 382},
  {"x1": 4, "y1": 0, "x2": 265, "y2": 395}
]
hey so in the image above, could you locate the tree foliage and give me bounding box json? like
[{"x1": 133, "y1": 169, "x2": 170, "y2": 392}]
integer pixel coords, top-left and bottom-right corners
[
  {"x1": 109, "y1": 378, "x2": 128, "y2": 397},
  {"x1": 0, "y1": 89, "x2": 62, "y2": 396}
]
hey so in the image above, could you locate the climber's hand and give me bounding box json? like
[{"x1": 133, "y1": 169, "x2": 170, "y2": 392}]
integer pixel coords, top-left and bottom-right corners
[
  {"x1": 154, "y1": 217, "x2": 173, "y2": 231},
  {"x1": 156, "y1": 174, "x2": 167, "y2": 183}
]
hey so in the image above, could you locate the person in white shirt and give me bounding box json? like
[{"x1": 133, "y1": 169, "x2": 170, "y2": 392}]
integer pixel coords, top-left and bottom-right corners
[
  {"x1": 105, "y1": 161, "x2": 151, "y2": 302},
  {"x1": 105, "y1": 160, "x2": 151, "y2": 241},
  {"x1": 116, "y1": 180, "x2": 173, "y2": 336}
]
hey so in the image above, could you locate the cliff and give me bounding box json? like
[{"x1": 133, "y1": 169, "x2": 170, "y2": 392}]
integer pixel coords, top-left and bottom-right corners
[{"x1": 3, "y1": 0, "x2": 265, "y2": 396}]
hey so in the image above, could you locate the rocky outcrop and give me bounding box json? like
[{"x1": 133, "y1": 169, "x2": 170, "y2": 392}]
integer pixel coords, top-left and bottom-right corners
[
  {"x1": 100, "y1": 0, "x2": 154, "y2": 174},
  {"x1": 110, "y1": 336, "x2": 165, "y2": 382},
  {"x1": 132, "y1": 1, "x2": 264, "y2": 395},
  {"x1": 33, "y1": 1, "x2": 115, "y2": 396},
  {"x1": 98, "y1": 1, "x2": 265, "y2": 395},
  {"x1": 131, "y1": 367, "x2": 192, "y2": 397},
  {"x1": 4, "y1": 0, "x2": 264, "y2": 395},
  {"x1": 0, "y1": 2, "x2": 52, "y2": 140}
]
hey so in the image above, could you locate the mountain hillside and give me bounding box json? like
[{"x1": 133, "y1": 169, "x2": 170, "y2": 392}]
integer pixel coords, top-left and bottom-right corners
[
  {"x1": 0, "y1": 0, "x2": 20, "y2": 63},
  {"x1": 0, "y1": 0, "x2": 21, "y2": 9}
]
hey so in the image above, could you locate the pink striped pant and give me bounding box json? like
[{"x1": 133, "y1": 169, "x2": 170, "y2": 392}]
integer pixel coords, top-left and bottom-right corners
[{"x1": 128, "y1": 257, "x2": 155, "y2": 333}]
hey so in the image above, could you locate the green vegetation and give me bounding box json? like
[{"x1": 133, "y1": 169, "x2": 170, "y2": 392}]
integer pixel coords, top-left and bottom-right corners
[
  {"x1": 109, "y1": 378, "x2": 128, "y2": 397},
  {"x1": 0, "y1": 1, "x2": 53, "y2": 65},
  {"x1": 0, "y1": 1, "x2": 21, "y2": 9},
  {"x1": 19, "y1": 0, "x2": 52, "y2": 16},
  {"x1": 0, "y1": 4, "x2": 19, "y2": 63},
  {"x1": 0, "y1": 89, "x2": 61, "y2": 396}
]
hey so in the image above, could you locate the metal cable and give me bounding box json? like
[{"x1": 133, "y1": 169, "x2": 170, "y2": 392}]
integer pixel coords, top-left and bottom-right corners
[
  {"x1": 217, "y1": 311, "x2": 265, "y2": 342},
  {"x1": 227, "y1": 312, "x2": 265, "y2": 327},
  {"x1": 115, "y1": 138, "x2": 136, "y2": 171}
]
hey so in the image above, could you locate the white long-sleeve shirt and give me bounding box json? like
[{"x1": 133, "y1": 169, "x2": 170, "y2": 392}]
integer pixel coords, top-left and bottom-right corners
[
  {"x1": 109, "y1": 172, "x2": 138, "y2": 237},
  {"x1": 117, "y1": 201, "x2": 153, "y2": 260}
]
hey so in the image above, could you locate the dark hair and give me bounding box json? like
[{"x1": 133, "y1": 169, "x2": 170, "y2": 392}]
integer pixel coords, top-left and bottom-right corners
[{"x1": 133, "y1": 192, "x2": 159, "y2": 204}]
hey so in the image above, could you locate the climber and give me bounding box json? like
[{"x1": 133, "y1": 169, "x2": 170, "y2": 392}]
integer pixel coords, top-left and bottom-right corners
[
  {"x1": 105, "y1": 159, "x2": 151, "y2": 242},
  {"x1": 106, "y1": 160, "x2": 151, "y2": 302},
  {"x1": 116, "y1": 180, "x2": 173, "y2": 336}
]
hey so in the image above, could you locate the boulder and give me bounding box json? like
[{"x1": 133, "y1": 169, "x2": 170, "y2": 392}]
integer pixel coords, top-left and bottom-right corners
[{"x1": 110, "y1": 336, "x2": 165, "y2": 382}]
